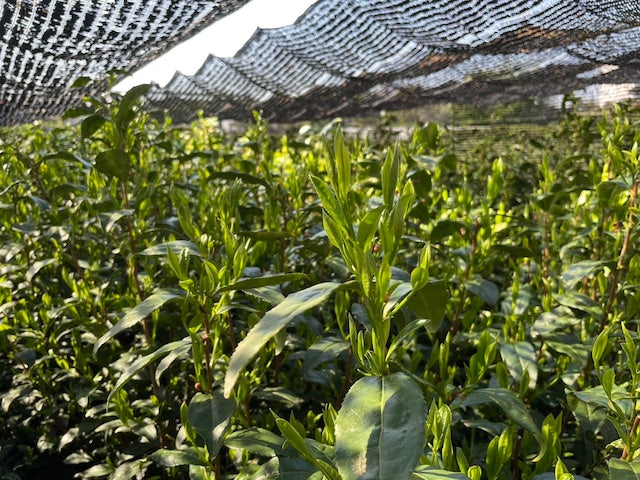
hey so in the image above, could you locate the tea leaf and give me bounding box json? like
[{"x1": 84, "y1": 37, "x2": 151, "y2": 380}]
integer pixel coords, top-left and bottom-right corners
[
  {"x1": 81, "y1": 114, "x2": 106, "y2": 139},
  {"x1": 500, "y1": 341, "x2": 538, "y2": 389},
  {"x1": 562, "y1": 260, "x2": 610, "y2": 288},
  {"x1": 311, "y1": 175, "x2": 346, "y2": 227},
  {"x1": 466, "y1": 276, "x2": 500, "y2": 306},
  {"x1": 334, "y1": 126, "x2": 351, "y2": 201},
  {"x1": 208, "y1": 171, "x2": 270, "y2": 188},
  {"x1": 404, "y1": 279, "x2": 447, "y2": 329},
  {"x1": 357, "y1": 206, "x2": 384, "y2": 251},
  {"x1": 138, "y1": 240, "x2": 202, "y2": 257},
  {"x1": 411, "y1": 466, "x2": 470, "y2": 479},
  {"x1": 556, "y1": 291, "x2": 603, "y2": 317},
  {"x1": 94, "y1": 288, "x2": 184, "y2": 355},
  {"x1": 188, "y1": 392, "x2": 236, "y2": 457},
  {"x1": 218, "y1": 273, "x2": 308, "y2": 292},
  {"x1": 224, "y1": 282, "x2": 343, "y2": 397},
  {"x1": 114, "y1": 83, "x2": 151, "y2": 129},
  {"x1": 108, "y1": 339, "x2": 191, "y2": 403},
  {"x1": 381, "y1": 146, "x2": 399, "y2": 208},
  {"x1": 94, "y1": 149, "x2": 130, "y2": 181},
  {"x1": 591, "y1": 327, "x2": 609, "y2": 369},
  {"x1": 460, "y1": 388, "x2": 544, "y2": 459},
  {"x1": 386, "y1": 319, "x2": 431, "y2": 361},
  {"x1": 430, "y1": 220, "x2": 467, "y2": 243},
  {"x1": 608, "y1": 458, "x2": 640, "y2": 480},
  {"x1": 224, "y1": 427, "x2": 286, "y2": 457},
  {"x1": 334, "y1": 373, "x2": 427, "y2": 480},
  {"x1": 150, "y1": 448, "x2": 206, "y2": 467},
  {"x1": 41, "y1": 151, "x2": 93, "y2": 168},
  {"x1": 25, "y1": 258, "x2": 56, "y2": 283}
]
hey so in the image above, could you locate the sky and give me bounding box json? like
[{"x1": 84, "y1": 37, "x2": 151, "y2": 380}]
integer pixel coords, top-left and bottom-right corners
[{"x1": 113, "y1": 0, "x2": 318, "y2": 92}]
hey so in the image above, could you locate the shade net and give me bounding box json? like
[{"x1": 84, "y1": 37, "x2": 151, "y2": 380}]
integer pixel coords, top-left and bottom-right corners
[
  {"x1": 0, "y1": 0, "x2": 251, "y2": 126},
  {"x1": 2, "y1": 0, "x2": 640, "y2": 126}
]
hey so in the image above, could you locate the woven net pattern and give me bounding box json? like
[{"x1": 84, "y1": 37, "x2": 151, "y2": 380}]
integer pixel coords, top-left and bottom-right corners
[
  {"x1": 2, "y1": 0, "x2": 640, "y2": 126},
  {"x1": 0, "y1": 0, "x2": 250, "y2": 125},
  {"x1": 146, "y1": 0, "x2": 640, "y2": 123}
]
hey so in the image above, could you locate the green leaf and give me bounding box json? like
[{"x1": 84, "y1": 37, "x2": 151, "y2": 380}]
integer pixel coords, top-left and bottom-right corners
[
  {"x1": 357, "y1": 206, "x2": 384, "y2": 250},
  {"x1": 224, "y1": 427, "x2": 285, "y2": 457},
  {"x1": 112, "y1": 461, "x2": 145, "y2": 480},
  {"x1": 411, "y1": 466, "x2": 470, "y2": 480},
  {"x1": 566, "y1": 389, "x2": 609, "y2": 435},
  {"x1": 188, "y1": 392, "x2": 236, "y2": 457},
  {"x1": 41, "y1": 151, "x2": 93, "y2": 169},
  {"x1": 323, "y1": 212, "x2": 349, "y2": 258},
  {"x1": 547, "y1": 339, "x2": 592, "y2": 364},
  {"x1": 466, "y1": 276, "x2": 500, "y2": 306},
  {"x1": 224, "y1": 282, "x2": 343, "y2": 397},
  {"x1": 430, "y1": 220, "x2": 467, "y2": 243},
  {"x1": 114, "y1": 83, "x2": 151, "y2": 129},
  {"x1": 489, "y1": 244, "x2": 534, "y2": 258},
  {"x1": 279, "y1": 457, "x2": 325, "y2": 479},
  {"x1": 155, "y1": 343, "x2": 191, "y2": 384},
  {"x1": 98, "y1": 209, "x2": 134, "y2": 233},
  {"x1": 81, "y1": 464, "x2": 112, "y2": 478},
  {"x1": 410, "y1": 266, "x2": 429, "y2": 290},
  {"x1": 311, "y1": 175, "x2": 347, "y2": 227},
  {"x1": 334, "y1": 126, "x2": 351, "y2": 200},
  {"x1": 188, "y1": 464, "x2": 210, "y2": 480},
  {"x1": 608, "y1": 459, "x2": 640, "y2": 480},
  {"x1": 62, "y1": 106, "x2": 93, "y2": 119},
  {"x1": 218, "y1": 273, "x2": 308, "y2": 293},
  {"x1": 597, "y1": 180, "x2": 628, "y2": 207},
  {"x1": 386, "y1": 319, "x2": 431, "y2": 362},
  {"x1": 555, "y1": 291, "x2": 603, "y2": 317},
  {"x1": 276, "y1": 418, "x2": 311, "y2": 457},
  {"x1": 413, "y1": 122, "x2": 440, "y2": 151},
  {"x1": 572, "y1": 384, "x2": 632, "y2": 416},
  {"x1": 244, "y1": 285, "x2": 285, "y2": 305},
  {"x1": 592, "y1": 327, "x2": 610, "y2": 371},
  {"x1": 138, "y1": 240, "x2": 202, "y2": 257},
  {"x1": 302, "y1": 336, "x2": 350, "y2": 375},
  {"x1": 255, "y1": 388, "x2": 304, "y2": 408},
  {"x1": 562, "y1": 260, "x2": 610, "y2": 288},
  {"x1": 239, "y1": 230, "x2": 295, "y2": 241},
  {"x1": 439, "y1": 153, "x2": 457, "y2": 170},
  {"x1": 208, "y1": 170, "x2": 271, "y2": 188},
  {"x1": 95, "y1": 149, "x2": 130, "y2": 182},
  {"x1": 381, "y1": 146, "x2": 399, "y2": 208},
  {"x1": 334, "y1": 372, "x2": 428, "y2": 480},
  {"x1": 170, "y1": 186, "x2": 199, "y2": 241},
  {"x1": 150, "y1": 448, "x2": 207, "y2": 467},
  {"x1": 94, "y1": 289, "x2": 184, "y2": 355},
  {"x1": 500, "y1": 342, "x2": 538, "y2": 389},
  {"x1": 25, "y1": 258, "x2": 56, "y2": 283},
  {"x1": 108, "y1": 339, "x2": 191, "y2": 403},
  {"x1": 408, "y1": 168, "x2": 432, "y2": 198},
  {"x1": 460, "y1": 388, "x2": 544, "y2": 459},
  {"x1": 404, "y1": 279, "x2": 447, "y2": 329},
  {"x1": 81, "y1": 114, "x2": 107, "y2": 139},
  {"x1": 71, "y1": 76, "x2": 92, "y2": 88}
]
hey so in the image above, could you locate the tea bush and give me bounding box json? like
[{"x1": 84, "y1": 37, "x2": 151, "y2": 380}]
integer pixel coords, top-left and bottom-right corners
[{"x1": 2, "y1": 85, "x2": 640, "y2": 480}]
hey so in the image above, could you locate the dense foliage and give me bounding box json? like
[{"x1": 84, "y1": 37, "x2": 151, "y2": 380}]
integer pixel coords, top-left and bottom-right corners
[{"x1": 2, "y1": 86, "x2": 640, "y2": 480}]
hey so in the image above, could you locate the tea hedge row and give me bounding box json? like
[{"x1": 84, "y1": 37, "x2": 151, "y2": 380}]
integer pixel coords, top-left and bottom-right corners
[{"x1": 2, "y1": 87, "x2": 640, "y2": 480}]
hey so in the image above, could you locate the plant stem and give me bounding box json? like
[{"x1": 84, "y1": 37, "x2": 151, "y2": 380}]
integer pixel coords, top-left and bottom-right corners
[
  {"x1": 601, "y1": 179, "x2": 639, "y2": 330},
  {"x1": 512, "y1": 433, "x2": 522, "y2": 480},
  {"x1": 336, "y1": 347, "x2": 353, "y2": 409},
  {"x1": 201, "y1": 307, "x2": 215, "y2": 392},
  {"x1": 622, "y1": 414, "x2": 640, "y2": 460}
]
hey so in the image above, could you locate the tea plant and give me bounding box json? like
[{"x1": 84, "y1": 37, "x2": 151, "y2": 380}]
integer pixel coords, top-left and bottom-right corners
[{"x1": 3, "y1": 85, "x2": 640, "y2": 480}]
